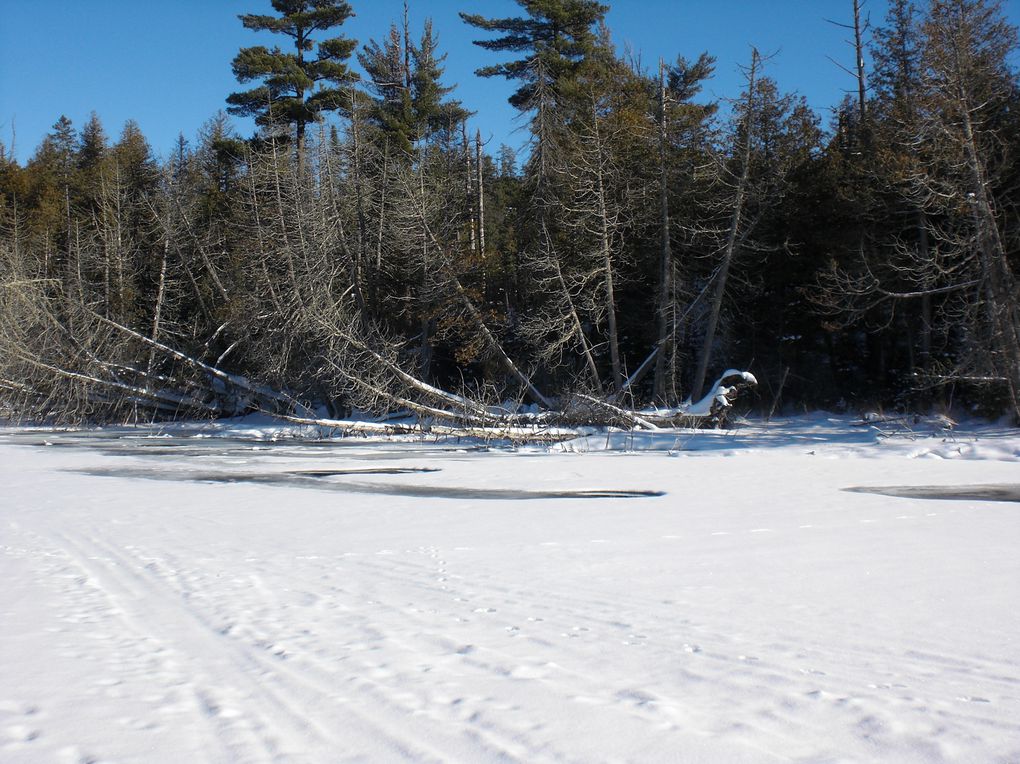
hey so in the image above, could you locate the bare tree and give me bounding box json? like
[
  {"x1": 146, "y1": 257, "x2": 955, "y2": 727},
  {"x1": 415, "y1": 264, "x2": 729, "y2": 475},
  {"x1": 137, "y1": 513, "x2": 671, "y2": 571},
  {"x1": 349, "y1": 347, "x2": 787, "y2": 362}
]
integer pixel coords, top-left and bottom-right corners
[
  {"x1": 916, "y1": 0, "x2": 1020, "y2": 418},
  {"x1": 691, "y1": 50, "x2": 812, "y2": 400},
  {"x1": 691, "y1": 49, "x2": 761, "y2": 400}
]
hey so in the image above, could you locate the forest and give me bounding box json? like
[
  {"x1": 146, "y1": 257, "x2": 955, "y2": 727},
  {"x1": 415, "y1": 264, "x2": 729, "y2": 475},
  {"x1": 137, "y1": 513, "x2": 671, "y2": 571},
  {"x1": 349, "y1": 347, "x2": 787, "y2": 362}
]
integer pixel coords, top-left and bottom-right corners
[{"x1": 1, "y1": 0, "x2": 1018, "y2": 430}]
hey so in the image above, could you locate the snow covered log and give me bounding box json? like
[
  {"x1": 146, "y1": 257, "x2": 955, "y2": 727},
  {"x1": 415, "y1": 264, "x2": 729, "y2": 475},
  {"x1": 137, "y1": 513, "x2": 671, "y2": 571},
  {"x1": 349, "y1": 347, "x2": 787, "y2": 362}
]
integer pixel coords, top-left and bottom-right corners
[{"x1": 637, "y1": 370, "x2": 758, "y2": 428}]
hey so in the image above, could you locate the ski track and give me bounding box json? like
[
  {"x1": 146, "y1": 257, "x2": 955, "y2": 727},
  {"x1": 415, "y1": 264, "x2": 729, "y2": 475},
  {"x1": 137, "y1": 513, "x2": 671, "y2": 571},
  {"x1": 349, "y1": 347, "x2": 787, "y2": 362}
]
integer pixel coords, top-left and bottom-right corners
[{"x1": 2, "y1": 424, "x2": 1020, "y2": 763}]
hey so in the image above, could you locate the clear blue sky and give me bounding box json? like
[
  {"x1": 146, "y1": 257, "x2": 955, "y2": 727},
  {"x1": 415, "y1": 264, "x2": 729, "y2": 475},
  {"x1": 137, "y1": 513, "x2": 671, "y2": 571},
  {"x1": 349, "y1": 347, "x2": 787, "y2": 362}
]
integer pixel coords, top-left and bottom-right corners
[{"x1": 2, "y1": 1, "x2": 1018, "y2": 164}]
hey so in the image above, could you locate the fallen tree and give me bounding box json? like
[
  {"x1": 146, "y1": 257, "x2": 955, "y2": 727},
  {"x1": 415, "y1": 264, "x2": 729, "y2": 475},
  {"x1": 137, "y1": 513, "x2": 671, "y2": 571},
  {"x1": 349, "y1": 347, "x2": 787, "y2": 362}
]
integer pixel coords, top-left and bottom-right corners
[
  {"x1": 0, "y1": 238, "x2": 756, "y2": 433},
  {"x1": 1, "y1": 299, "x2": 756, "y2": 437},
  {"x1": 266, "y1": 369, "x2": 757, "y2": 445}
]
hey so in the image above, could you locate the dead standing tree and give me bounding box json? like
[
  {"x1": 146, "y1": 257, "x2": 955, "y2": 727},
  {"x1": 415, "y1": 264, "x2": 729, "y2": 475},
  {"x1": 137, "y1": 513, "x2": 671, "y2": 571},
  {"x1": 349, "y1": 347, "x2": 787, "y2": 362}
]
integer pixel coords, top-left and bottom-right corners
[
  {"x1": 690, "y1": 49, "x2": 810, "y2": 400},
  {"x1": 691, "y1": 49, "x2": 761, "y2": 401},
  {"x1": 652, "y1": 52, "x2": 716, "y2": 402},
  {"x1": 560, "y1": 90, "x2": 631, "y2": 394},
  {"x1": 653, "y1": 59, "x2": 675, "y2": 402}
]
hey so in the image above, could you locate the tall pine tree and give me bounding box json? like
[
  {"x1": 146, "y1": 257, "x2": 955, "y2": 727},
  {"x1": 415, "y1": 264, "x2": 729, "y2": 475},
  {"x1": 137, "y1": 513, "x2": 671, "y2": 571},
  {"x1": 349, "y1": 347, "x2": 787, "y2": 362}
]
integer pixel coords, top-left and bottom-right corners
[{"x1": 227, "y1": 0, "x2": 356, "y2": 151}]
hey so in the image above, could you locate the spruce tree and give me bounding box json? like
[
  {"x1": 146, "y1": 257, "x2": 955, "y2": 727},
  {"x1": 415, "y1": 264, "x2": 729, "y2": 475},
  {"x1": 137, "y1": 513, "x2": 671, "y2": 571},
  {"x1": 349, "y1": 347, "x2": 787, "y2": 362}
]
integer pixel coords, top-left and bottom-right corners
[
  {"x1": 47, "y1": 116, "x2": 78, "y2": 183},
  {"x1": 77, "y1": 112, "x2": 108, "y2": 173},
  {"x1": 359, "y1": 23, "x2": 416, "y2": 153},
  {"x1": 411, "y1": 21, "x2": 469, "y2": 141},
  {"x1": 227, "y1": 0, "x2": 356, "y2": 150},
  {"x1": 360, "y1": 18, "x2": 468, "y2": 154}
]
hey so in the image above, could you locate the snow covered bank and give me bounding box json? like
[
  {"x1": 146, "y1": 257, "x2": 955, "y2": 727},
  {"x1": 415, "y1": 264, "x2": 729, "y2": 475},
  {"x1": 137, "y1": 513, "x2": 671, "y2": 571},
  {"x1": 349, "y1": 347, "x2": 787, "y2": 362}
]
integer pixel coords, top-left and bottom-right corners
[{"x1": 1, "y1": 417, "x2": 1019, "y2": 762}]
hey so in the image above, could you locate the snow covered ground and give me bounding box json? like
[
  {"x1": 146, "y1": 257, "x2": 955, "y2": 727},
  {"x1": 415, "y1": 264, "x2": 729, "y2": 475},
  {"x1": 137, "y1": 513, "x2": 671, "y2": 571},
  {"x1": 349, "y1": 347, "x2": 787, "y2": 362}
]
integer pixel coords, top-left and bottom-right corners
[{"x1": 1, "y1": 414, "x2": 1019, "y2": 763}]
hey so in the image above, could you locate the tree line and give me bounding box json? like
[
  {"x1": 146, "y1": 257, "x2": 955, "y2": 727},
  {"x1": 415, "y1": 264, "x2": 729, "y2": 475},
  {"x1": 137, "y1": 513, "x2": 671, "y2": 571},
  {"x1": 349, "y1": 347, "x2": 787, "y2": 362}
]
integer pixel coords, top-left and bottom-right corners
[{"x1": 1, "y1": 0, "x2": 1018, "y2": 428}]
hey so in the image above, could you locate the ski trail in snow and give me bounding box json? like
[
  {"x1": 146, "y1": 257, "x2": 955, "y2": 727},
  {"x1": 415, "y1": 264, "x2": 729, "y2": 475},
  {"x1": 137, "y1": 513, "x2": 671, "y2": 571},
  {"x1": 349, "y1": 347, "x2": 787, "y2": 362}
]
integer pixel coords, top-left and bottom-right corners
[
  {"x1": 52, "y1": 530, "x2": 353, "y2": 762},
  {"x1": 44, "y1": 530, "x2": 538, "y2": 763}
]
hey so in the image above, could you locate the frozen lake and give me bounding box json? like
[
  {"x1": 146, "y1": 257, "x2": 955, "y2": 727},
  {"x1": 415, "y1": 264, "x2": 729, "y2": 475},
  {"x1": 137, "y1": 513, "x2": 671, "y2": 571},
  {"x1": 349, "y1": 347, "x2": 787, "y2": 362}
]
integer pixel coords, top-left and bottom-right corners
[{"x1": 2, "y1": 416, "x2": 1019, "y2": 762}]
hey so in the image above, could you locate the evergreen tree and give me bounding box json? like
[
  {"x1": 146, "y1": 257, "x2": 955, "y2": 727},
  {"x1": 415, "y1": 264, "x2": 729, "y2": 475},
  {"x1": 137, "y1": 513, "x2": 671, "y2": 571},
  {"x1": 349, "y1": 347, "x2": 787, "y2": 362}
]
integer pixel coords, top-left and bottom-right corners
[
  {"x1": 461, "y1": 0, "x2": 608, "y2": 182},
  {"x1": 411, "y1": 20, "x2": 469, "y2": 141},
  {"x1": 359, "y1": 22, "x2": 416, "y2": 153},
  {"x1": 17, "y1": 116, "x2": 84, "y2": 253},
  {"x1": 227, "y1": 0, "x2": 356, "y2": 150},
  {"x1": 77, "y1": 112, "x2": 108, "y2": 173},
  {"x1": 872, "y1": 0, "x2": 922, "y2": 114},
  {"x1": 113, "y1": 120, "x2": 158, "y2": 196},
  {"x1": 360, "y1": 17, "x2": 468, "y2": 153},
  {"x1": 195, "y1": 113, "x2": 246, "y2": 207},
  {"x1": 460, "y1": 0, "x2": 609, "y2": 110},
  {"x1": 46, "y1": 116, "x2": 77, "y2": 183}
]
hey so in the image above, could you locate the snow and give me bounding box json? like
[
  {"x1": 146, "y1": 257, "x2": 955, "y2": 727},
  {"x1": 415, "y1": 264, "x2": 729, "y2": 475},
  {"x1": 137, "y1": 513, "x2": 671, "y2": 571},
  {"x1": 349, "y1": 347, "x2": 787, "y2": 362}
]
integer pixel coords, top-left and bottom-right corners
[{"x1": 2, "y1": 415, "x2": 1019, "y2": 763}]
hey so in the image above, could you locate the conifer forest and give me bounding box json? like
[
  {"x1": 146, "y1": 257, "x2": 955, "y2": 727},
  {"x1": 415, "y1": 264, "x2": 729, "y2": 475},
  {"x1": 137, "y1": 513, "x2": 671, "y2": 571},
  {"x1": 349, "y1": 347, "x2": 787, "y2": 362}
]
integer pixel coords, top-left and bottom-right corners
[{"x1": 2, "y1": 0, "x2": 1019, "y2": 430}]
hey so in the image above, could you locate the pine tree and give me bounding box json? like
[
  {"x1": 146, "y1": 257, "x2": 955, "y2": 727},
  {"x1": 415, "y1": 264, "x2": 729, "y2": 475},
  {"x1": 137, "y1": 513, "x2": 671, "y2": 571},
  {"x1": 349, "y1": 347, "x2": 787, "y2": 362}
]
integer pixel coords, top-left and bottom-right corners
[
  {"x1": 460, "y1": 0, "x2": 609, "y2": 110},
  {"x1": 461, "y1": 0, "x2": 608, "y2": 182},
  {"x1": 359, "y1": 22, "x2": 416, "y2": 153},
  {"x1": 227, "y1": 0, "x2": 356, "y2": 151},
  {"x1": 22, "y1": 117, "x2": 79, "y2": 252},
  {"x1": 46, "y1": 116, "x2": 77, "y2": 183}
]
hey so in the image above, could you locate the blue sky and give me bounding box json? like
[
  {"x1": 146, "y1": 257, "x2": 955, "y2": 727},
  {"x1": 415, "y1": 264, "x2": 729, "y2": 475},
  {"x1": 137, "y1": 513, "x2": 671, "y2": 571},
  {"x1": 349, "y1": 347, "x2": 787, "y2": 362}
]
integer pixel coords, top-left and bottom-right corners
[{"x1": 2, "y1": 1, "x2": 1018, "y2": 164}]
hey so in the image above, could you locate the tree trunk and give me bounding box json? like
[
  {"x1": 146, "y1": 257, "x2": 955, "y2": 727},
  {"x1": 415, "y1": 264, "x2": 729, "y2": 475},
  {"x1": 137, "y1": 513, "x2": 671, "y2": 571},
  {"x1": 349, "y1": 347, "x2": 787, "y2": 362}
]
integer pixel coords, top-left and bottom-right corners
[
  {"x1": 917, "y1": 211, "x2": 932, "y2": 369},
  {"x1": 418, "y1": 139, "x2": 433, "y2": 382},
  {"x1": 653, "y1": 59, "x2": 674, "y2": 402},
  {"x1": 475, "y1": 129, "x2": 486, "y2": 259},
  {"x1": 462, "y1": 122, "x2": 476, "y2": 253},
  {"x1": 376, "y1": 141, "x2": 389, "y2": 271},
  {"x1": 853, "y1": 0, "x2": 868, "y2": 124},
  {"x1": 350, "y1": 92, "x2": 368, "y2": 299},
  {"x1": 147, "y1": 237, "x2": 169, "y2": 376},
  {"x1": 591, "y1": 104, "x2": 624, "y2": 392}
]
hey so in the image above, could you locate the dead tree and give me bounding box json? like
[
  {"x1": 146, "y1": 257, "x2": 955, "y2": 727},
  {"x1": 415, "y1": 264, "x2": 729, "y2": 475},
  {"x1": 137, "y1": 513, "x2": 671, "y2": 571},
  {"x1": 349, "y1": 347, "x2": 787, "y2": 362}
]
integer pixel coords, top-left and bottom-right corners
[
  {"x1": 653, "y1": 59, "x2": 674, "y2": 402},
  {"x1": 916, "y1": 0, "x2": 1020, "y2": 419},
  {"x1": 690, "y1": 50, "x2": 808, "y2": 400},
  {"x1": 475, "y1": 129, "x2": 486, "y2": 259},
  {"x1": 691, "y1": 49, "x2": 760, "y2": 400},
  {"x1": 560, "y1": 91, "x2": 630, "y2": 393}
]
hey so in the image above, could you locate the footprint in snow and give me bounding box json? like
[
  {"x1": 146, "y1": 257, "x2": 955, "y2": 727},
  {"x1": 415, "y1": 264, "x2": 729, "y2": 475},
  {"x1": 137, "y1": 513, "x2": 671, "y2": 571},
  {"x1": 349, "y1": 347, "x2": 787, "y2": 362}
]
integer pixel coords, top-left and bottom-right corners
[
  {"x1": 616, "y1": 688, "x2": 658, "y2": 707},
  {"x1": 3, "y1": 724, "x2": 40, "y2": 743}
]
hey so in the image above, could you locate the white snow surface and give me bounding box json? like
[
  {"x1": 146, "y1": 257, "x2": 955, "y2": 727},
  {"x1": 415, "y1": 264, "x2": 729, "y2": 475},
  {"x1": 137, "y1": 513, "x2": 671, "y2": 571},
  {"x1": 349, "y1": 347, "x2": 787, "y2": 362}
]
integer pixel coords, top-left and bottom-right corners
[{"x1": 1, "y1": 414, "x2": 1019, "y2": 763}]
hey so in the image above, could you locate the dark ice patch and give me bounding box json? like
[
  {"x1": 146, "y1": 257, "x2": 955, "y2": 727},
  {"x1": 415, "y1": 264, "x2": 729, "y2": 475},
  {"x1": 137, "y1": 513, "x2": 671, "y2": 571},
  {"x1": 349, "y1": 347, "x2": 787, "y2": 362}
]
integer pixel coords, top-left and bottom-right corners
[
  {"x1": 72, "y1": 466, "x2": 664, "y2": 501},
  {"x1": 844, "y1": 484, "x2": 1020, "y2": 503}
]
